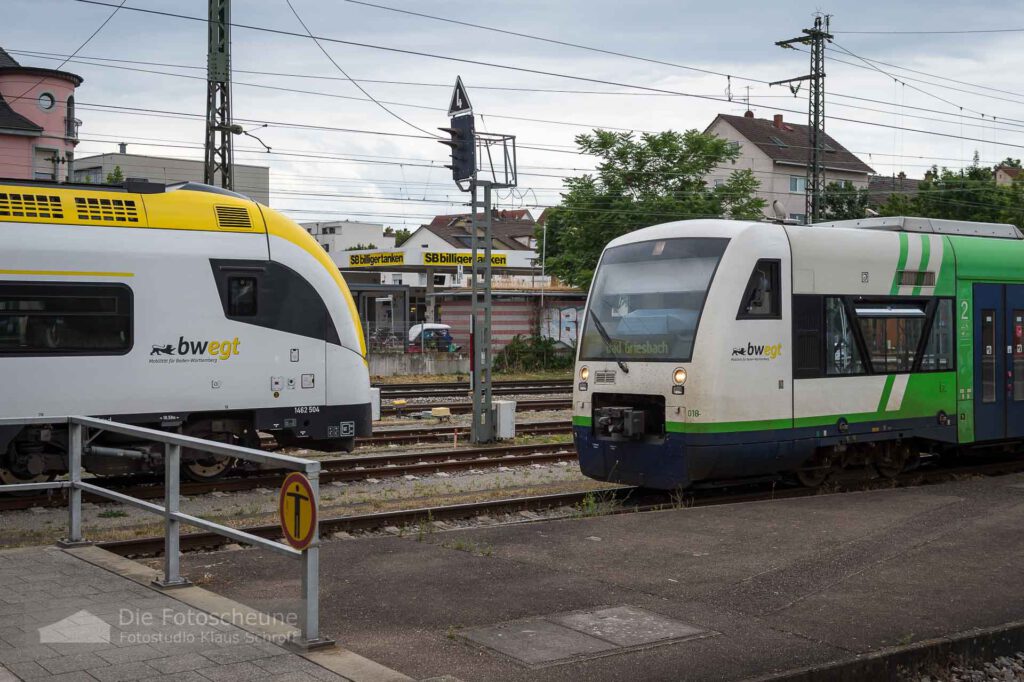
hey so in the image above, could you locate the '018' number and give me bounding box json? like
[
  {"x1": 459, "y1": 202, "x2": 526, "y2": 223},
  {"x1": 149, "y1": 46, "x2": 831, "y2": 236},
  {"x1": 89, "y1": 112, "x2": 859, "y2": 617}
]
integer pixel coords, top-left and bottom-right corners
[{"x1": 686, "y1": 408, "x2": 701, "y2": 418}]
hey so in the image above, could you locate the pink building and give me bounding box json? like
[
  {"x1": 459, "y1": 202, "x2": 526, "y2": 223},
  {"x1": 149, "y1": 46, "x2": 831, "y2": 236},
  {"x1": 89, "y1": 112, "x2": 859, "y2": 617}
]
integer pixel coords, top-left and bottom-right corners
[{"x1": 0, "y1": 47, "x2": 82, "y2": 182}]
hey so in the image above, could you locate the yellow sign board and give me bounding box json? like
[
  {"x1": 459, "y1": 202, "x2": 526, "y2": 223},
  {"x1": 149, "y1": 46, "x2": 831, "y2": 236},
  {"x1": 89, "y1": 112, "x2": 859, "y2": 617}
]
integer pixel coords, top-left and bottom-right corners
[
  {"x1": 348, "y1": 251, "x2": 405, "y2": 267},
  {"x1": 278, "y1": 472, "x2": 317, "y2": 550},
  {"x1": 423, "y1": 252, "x2": 508, "y2": 267}
]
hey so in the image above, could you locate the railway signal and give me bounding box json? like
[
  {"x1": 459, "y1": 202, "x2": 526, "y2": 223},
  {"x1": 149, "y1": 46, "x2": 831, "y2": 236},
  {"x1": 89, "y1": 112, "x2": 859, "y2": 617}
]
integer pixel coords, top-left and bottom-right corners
[
  {"x1": 439, "y1": 114, "x2": 476, "y2": 182},
  {"x1": 439, "y1": 77, "x2": 518, "y2": 444}
]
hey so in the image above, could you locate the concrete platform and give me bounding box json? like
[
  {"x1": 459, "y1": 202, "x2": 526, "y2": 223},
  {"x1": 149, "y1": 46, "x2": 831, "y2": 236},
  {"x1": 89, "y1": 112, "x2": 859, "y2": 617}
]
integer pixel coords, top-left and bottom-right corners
[
  {"x1": 0, "y1": 544, "x2": 408, "y2": 681},
  {"x1": 177, "y1": 472, "x2": 1024, "y2": 681}
]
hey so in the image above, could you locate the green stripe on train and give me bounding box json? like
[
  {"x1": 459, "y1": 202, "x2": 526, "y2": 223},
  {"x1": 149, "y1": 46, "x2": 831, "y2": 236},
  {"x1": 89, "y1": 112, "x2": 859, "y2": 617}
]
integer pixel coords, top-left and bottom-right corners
[
  {"x1": 912, "y1": 234, "x2": 931, "y2": 296},
  {"x1": 890, "y1": 232, "x2": 910, "y2": 295},
  {"x1": 572, "y1": 415, "x2": 592, "y2": 427},
  {"x1": 655, "y1": 373, "x2": 956, "y2": 435}
]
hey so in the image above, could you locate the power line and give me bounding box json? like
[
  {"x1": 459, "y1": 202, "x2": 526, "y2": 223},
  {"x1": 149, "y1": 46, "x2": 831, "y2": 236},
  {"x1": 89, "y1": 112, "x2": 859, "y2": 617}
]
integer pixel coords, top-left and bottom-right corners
[
  {"x1": 67, "y1": 0, "x2": 1024, "y2": 155},
  {"x1": 19, "y1": 48, "x2": 1024, "y2": 140},
  {"x1": 283, "y1": 0, "x2": 437, "y2": 138},
  {"x1": 834, "y1": 26, "x2": 1024, "y2": 35},
  {"x1": 340, "y1": 0, "x2": 769, "y2": 84},
  {"x1": 9, "y1": 0, "x2": 126, "y2": 104}
]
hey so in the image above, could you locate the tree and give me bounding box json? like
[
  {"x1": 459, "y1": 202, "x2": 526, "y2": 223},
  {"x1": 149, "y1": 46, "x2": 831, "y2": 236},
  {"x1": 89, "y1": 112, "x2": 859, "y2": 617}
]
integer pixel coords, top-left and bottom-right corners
[
  {"x1": 821, "y1": 181, "x2": 869, "y2": 220},
  {"x1": 105, "y1": 165, "x2": 124, "y2": 184},
  {"x1": 878, "y1": 162, "x2": 1024, "y2": 226},
  {"x1": 392, "y1": 228, "x2": 412, "y2": 246},
  {"x1": 345, "y1": 243, "x2": 378, "y2": 251},
  {"x1": 539, "y1": 129, "x2": 765, "y2": 288},
  {"x1": 999, "y1": 157, "x2": 1022, "y2": 169}
]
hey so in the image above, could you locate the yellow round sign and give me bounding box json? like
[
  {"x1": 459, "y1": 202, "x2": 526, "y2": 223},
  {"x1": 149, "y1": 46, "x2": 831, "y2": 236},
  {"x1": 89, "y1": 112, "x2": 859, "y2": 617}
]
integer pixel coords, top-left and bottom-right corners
[{"x1": 278, "y1": 472, "x2": 317, "y2": 550}]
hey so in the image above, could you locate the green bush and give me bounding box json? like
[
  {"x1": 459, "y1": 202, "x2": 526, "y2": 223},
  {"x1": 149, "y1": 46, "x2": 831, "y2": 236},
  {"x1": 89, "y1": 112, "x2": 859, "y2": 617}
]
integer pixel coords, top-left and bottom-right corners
[{"x1": 494, "y1": 335, "x2": 574, "y2": 373}]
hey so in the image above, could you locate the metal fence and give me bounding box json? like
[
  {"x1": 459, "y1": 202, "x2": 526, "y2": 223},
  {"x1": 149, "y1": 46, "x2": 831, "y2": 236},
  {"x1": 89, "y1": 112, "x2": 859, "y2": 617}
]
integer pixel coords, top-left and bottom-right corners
[{"x1": 0, "y1": 416, "x2": 325, "y2": 647}]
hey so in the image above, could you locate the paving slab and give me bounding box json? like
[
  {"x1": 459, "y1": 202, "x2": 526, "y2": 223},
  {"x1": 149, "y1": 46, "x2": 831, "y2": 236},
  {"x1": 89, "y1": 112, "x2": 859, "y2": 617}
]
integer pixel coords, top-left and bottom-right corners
[
  {"x1": 178, "y1": 473, "x2": 1024, "y2": 681},
  {"x1": 0, "y1": 546, "x2": 351, "y2": 682}
]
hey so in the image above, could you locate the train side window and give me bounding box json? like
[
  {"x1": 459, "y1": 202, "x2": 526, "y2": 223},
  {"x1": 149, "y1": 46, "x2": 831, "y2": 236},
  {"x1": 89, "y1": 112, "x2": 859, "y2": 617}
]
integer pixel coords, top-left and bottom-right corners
[
  {"x1": 737, "y1": 259, "x2": 781, "y2": 319},
  {"x1": 793, "y1": 294, "x2": 823, "y2": 378},
  {"x1": 0, "y1": 282, "x2": 132, "y2": 355},
  {"x1": 825, "y1": 297, "x2": 865, "y2": 375},
  {"x1": 855, "y1": 303, "x2": 927, "y2": 373},
  {"x1": 227, "y1": 276, "x2": 258, "y2": 316},
  {"x1": 920, "y1": 299, "x2": 955, "y2": 372}
]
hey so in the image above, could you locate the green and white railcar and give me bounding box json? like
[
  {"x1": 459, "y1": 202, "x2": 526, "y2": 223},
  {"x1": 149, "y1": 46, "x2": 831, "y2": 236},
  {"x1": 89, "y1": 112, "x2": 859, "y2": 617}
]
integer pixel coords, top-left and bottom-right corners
[{"x1": 573, "y1": 216, "x2": 1024, "y2": 489}]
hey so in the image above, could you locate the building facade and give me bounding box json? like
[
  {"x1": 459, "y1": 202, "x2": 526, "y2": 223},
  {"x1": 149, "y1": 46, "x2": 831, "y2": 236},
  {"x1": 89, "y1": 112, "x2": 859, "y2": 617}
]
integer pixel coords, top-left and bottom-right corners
[
  {"x1": 301, "y1": 220, "x2": 395, "y2": 262},
  {"x1": 705, "y1": 112, "x2": 874, "y2": 224},
  {"x1": 0, "y1": 47, "x2": 82, "y2": 182},
  {"x1": 73, "y1": 152, "x2": 270, "y2": 205}
]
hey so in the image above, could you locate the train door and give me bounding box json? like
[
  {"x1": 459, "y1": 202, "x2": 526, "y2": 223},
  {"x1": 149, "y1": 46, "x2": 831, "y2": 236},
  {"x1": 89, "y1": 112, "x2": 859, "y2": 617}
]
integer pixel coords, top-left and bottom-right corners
[
  {"x1": 1006, "y1": 285, "x2": 1024, "y2": 438},
  {"x1": 972, "y1": 284, "x2": 1024, "y2": 441}
]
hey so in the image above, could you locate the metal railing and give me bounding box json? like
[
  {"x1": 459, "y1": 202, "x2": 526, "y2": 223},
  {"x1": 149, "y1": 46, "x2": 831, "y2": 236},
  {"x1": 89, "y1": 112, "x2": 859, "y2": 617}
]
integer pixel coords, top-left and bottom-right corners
[{"x1": 0, "y1": 416, "x2": 325, "y2": 647}]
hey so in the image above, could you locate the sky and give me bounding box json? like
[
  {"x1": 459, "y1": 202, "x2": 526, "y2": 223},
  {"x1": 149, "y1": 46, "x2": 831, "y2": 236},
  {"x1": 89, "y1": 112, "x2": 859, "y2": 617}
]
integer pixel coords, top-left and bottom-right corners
[{"x1": 6, "y1": 0, "x2": 1024, "y2": 230}]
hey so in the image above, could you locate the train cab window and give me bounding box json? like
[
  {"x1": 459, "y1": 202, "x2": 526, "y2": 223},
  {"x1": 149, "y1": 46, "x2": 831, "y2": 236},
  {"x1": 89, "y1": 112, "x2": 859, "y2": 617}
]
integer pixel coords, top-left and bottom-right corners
[
  {"x1": 855, "y1": 303, "x2": 927, "y2": 373},
  {"x1": 227, "y1": 276, "x2": 258, "y2": 316},
  {"x1": 737, "y1": 259, "x2": 781, "y2": 319},
  {"x1": 825, "y1": 297, "x2": 865, "y2": 375},
  {"x1": 0, "y1": 282, "x2": 132, "y2": 355},
  {"x1": 920, "y1": 299, "x2": 955, "y2": 372}
]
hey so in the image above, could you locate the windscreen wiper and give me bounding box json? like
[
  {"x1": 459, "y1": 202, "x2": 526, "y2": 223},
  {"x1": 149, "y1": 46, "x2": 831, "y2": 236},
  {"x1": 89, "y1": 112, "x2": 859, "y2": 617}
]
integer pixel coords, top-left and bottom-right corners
[{"x1": 588, "y1": 309, "x2": 629, "y2": 373}]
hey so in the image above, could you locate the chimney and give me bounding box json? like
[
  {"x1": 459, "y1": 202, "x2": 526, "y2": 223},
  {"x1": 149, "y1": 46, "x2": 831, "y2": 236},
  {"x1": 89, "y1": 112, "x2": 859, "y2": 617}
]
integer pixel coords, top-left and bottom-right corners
[
  {"x1": 744, "y1": 110, "x2": 754, "y2": 118},
  {"x1": 118, "y1": 142, "x2": 127, "y2": 154},
  {"x1": 773, "y1": 114, "x2": 784, "y2": 129}
]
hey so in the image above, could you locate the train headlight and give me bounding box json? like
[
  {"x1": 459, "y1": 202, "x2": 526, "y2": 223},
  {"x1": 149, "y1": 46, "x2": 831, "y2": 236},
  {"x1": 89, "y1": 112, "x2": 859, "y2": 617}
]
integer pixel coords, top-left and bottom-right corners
[
  {"x1": 579, "y1": 366, "x2": 590, "y2": 382},
  {"x1": 673, "y1": 368, "x2": 687, "y2": 385}
]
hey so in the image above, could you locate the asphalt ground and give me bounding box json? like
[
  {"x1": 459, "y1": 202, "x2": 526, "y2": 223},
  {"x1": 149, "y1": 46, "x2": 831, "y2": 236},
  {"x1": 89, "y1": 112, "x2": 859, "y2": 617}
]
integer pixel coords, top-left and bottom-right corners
[{"x1": 177, "y1": 473, "x2": 1024, "y2": 681}]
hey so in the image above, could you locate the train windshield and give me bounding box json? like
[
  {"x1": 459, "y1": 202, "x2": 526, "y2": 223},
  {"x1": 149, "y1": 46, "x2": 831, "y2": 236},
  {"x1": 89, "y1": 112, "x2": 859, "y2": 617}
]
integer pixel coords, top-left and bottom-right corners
[{"x1": 580, "y1": 237, "x2": 729, "y2": 363}]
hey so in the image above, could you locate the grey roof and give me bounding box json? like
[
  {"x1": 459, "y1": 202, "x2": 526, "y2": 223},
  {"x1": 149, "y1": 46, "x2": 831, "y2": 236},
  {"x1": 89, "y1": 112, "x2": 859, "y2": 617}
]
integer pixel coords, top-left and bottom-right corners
[
  {"x1": 0, "y1": 46, "x2": 82, "y2": 86},
  {"x1": 711, "y1": 113, "x2": 874, "y2": 175},
  {"x1": 0, "y1": 93, "x2": 42, "y2": 134},
  {"x1": 867, "y1": 175, "x2": 922, "y2": 208},
  {"x1": 0, "y1": 47, "x2": 20, "y2": 68},
  {"x1": 422, "y1": 211, "x2": 536, "y2": 251}
]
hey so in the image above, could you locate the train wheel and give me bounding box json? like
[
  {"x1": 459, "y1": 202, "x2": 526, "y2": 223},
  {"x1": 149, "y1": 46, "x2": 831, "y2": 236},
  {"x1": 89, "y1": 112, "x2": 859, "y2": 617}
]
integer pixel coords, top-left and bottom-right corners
[
  {"x1": 875, "y1": 443, "x2": 909, "y2": 479},
  {"x1": 0, "y1": 444, "x2": 53, "y2": 486},
  {"x1": 181, "y1": 421, "x2": 238, "y2": 482},
  {"x1": 796, "y1": 451, "x2": 833, "y2": 488}
]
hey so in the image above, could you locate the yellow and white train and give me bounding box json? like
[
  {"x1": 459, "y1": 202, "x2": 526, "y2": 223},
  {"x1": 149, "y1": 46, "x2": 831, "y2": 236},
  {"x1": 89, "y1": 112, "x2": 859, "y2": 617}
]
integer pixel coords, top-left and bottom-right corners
[{"x1": 0, "y1": 179, "x2": 371, "y2": 482}]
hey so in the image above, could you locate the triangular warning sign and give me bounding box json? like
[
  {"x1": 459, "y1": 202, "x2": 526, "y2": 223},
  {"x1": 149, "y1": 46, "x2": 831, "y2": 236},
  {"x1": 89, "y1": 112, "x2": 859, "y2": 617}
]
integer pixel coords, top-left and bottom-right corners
[{"x1": 448, "y1": 76, "x2": 472, "y2": 116}]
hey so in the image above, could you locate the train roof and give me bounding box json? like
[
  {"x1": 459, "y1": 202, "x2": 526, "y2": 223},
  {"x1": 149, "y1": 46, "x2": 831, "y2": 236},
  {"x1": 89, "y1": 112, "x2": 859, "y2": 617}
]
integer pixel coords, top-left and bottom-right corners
[
  {"x1": 0, "y1": 178, "x2": 266, "y2": 234},
  {"x1": 810, "y1": 216, "x2": 1023, "y2": 240}
]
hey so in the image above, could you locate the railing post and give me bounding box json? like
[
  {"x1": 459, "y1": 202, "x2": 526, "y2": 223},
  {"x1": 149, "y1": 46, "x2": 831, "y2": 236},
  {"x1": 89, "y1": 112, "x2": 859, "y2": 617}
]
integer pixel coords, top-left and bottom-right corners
[
  {"x1": 58, "y1": 420, "x2": 88, "y2": 547},
  {"x1": 299, "y1": 470, "x2": 327, "y2": 647},
  {"x1": 153, "y1": 442, "x2": 189, "y2": 589}
]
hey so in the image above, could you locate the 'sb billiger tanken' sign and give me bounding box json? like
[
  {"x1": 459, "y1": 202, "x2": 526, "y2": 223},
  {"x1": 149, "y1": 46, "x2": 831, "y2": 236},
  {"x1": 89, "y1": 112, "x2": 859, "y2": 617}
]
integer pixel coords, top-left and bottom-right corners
[
  {"x1": 423, "y1": 252, "x2": 508, "y2": 267},
  {"x1": 348, "y1": 252, "x2": 405, "y2": 267}
]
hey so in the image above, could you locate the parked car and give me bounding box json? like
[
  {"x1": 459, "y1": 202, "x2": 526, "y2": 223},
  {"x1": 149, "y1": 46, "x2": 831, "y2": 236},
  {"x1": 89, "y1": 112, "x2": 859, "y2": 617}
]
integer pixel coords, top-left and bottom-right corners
[{"x1": 408, "y1": 323, "x2": 460, "y2": 353}]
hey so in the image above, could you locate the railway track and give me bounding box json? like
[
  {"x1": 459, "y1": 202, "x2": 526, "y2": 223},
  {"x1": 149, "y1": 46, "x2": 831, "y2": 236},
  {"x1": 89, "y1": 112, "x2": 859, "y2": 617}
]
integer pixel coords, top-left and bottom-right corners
[
  {"x1": 380, "y1": 397, "x2": 571, "y2": 417},
  {"x1": 0, "y1": 441, "x2": 578, "y2": 512},
  {"x1": 357, "y1": 420, "x2": 569, "y2": 447},
  {"x1": 377, "y1": 379, "x2": 571, "y2": 400},
  {"x1": 92, "y1": 453, "x2": 1024, "y2": 558}
]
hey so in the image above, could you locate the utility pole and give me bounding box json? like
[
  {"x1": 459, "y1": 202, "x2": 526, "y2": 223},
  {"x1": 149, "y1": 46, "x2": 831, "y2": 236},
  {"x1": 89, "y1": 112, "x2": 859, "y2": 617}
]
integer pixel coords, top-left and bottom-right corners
[
  {"x1": 771, "y1": 14, "x2": 832, "y2": 224},
  {"x1": 204, "y1": 0, "x2": 233, "y2": 190},
  {"x1": 440, "y1": 77, "x2": 517, "y2": 444}
]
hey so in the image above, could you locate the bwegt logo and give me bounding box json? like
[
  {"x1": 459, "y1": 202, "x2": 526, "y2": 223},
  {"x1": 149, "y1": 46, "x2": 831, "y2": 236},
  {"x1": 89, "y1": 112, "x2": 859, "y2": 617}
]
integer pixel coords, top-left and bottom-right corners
[
  {"x1": 731, "y1": 342, "x2": 783, "y2": 360},
  {"x1": 150, "y1": 336, "x2": 241, "y2": 360}
]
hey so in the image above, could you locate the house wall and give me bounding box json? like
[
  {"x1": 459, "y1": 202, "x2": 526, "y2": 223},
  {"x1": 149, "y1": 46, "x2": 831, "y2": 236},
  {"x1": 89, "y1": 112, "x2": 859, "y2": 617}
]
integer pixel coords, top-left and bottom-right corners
[
  {"x1": 72, "y1": 153, "x2": 270, "y2": 205},
  {"x1": 302, "y1": 220, "x2": 395, "y2": 262},
  {"x1": 0, "y1": 72, "x2": 77, "y2": 181},
  {"x1": 0, "y1": 135, "x2": 32, "y2": 179},
  {"x1": 706, "y1": 118, "x2": 869, "y2": 224}
]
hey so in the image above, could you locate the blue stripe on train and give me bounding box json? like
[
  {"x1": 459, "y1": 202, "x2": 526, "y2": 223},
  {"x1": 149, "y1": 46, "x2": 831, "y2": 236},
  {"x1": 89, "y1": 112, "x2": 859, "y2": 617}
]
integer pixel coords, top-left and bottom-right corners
[{"x1": 573, "y1": 418, "x2": 955, "y2": 490}]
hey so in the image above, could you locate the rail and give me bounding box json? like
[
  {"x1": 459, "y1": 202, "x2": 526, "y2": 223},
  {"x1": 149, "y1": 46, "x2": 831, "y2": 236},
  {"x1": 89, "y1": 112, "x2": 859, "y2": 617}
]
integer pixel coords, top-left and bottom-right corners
[{"x1": 0, "y1": 416, "x2": 326, "y2": 648}]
